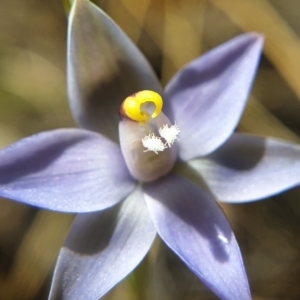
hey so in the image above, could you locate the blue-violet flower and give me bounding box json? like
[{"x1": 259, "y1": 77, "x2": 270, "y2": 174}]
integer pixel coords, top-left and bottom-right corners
[{"x1": 1, "y1": 0, "x2": 300, "y2": 299}]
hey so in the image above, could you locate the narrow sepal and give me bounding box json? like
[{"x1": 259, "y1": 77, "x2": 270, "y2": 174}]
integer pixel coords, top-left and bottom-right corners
[
  {"x1": 0, "y1": 129, "x2": 135, "y2": 212},
  {"x1": 144, "y1": 175, "x2": 251, "y2": 300},
  {"x1": 189, "y1": 133, "x2": 300, "y2": 203},
  {"x1": 164, "y1": 33, "x2": 264, "y2": 160},
  {"x1": 68, "y1": 0, "x2": 161, "y2": 141},
  {"x1": 49, "y1": 189, "x2": 156, "y2": 300}
]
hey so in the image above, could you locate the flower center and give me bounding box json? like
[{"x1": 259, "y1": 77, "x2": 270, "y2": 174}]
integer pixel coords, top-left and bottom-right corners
[
  {"x1": 119, "y1": 90, "x2": 180, "y2": 182},
  {"x1": 120, "y1": 90, "x2": 180, "y2": 154}
]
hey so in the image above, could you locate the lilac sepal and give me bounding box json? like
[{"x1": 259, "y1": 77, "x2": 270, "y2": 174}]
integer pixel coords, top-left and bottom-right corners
[
  {"x1": 68, "y1": 0, "x2": 161, "y2": 141},
  {"x1": 189, "y1": 133, "x2": 300, "y2": 203},
  {"x1": 164, "y1": 33, "x2": 264, "y2": 161},
  {"x1": 0, "y1": 128, "x2": 135, "y2": 212},
  {"x1": 144, "y1": 175, "x2": 251, "y2": 300},
  {"x1": 49, "y1": 189, "x2": 156, "y2": 300}
]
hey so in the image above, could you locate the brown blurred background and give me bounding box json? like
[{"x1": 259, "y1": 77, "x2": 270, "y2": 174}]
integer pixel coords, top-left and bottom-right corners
[{"x1": 1, "y1": 0, "x2": 300, "y2": 299}]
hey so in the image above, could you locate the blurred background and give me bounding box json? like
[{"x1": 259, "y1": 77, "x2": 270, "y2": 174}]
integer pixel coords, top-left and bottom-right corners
[{"x1": 1, "y1": 0, "x2": 300, "y2": 299}]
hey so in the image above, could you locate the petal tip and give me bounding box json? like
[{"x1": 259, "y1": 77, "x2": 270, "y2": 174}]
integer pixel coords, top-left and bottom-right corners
[{"x1": 242, "y1": 32, "x2": 265, "y2": 51}]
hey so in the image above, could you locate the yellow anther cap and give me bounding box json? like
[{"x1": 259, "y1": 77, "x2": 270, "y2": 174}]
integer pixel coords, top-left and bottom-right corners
[{"x1": 121, "y1": 90, "x2": 163, "y2": 123}]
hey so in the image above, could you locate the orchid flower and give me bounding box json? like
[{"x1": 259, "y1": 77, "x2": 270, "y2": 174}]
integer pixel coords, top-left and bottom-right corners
[{"x1": 1, "y1": 0, "x2": 300, "y2": 299}]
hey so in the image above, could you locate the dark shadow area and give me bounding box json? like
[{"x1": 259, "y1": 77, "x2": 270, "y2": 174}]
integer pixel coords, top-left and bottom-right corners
[
  {"x1": 64, "y1": 204, "x2": 121, "y2": 255},
  {"x1": 70, "y1": 1, "x2": 162, "y2": 143},
  {"x1": 166, "y1": 36, "x2": 256, "y2": 94},
  {"x1": 49, "y1": 201, "x2": 126, "y2": 299},
  {"x1": 207, "y1": 133, "x2": 266, "y2": 170},
  {"x1": 0, "y1": 133, "x2": 89, "y2": 184},
  {"x1": 163, "y1": 35, "x2": 258, "y2": 122},
  {"x1": 78, "y1": 58, "x2": 161, "y2": 143},
  {"x1": 164, "y1": 136, "x2": 269, "y2": 264},
  {"x1": 144, "y1": 175, "x2": 232, "y2": 263}
]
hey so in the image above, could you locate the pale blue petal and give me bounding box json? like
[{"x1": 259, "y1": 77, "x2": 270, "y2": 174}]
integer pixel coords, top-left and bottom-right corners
[
  {"x1": 144, "y1": 175, "x2": 250, "y2": 300},
  {"x1": 49, "y1": 189, "x2": 156, "y2": 300},
  {"x1": 164, "y1": 33, "x2": 264, "y2": 160},
  {"x1": 0, "y1": 129, "x2": 135, "y2": 212},
  {"x1": 189, "y1": 133, "x2": 300, "y2": 203},
  {"x1": 68, "y1": 0, "x2": 161, "y2": 141}
]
